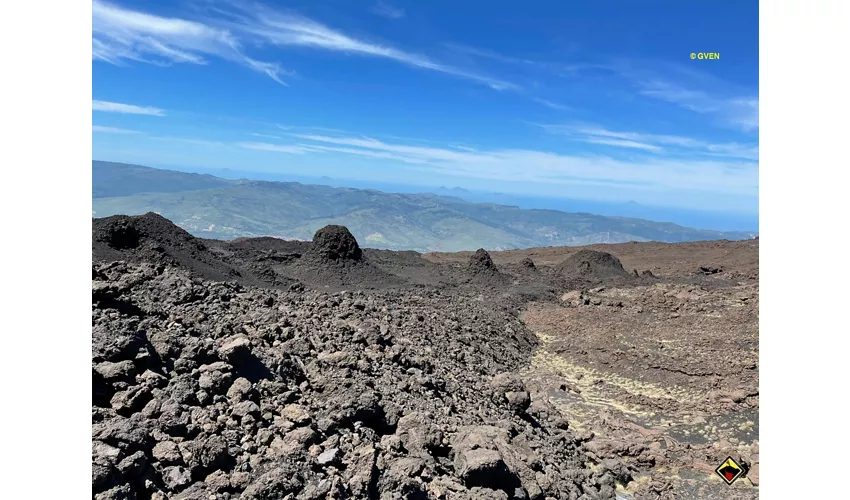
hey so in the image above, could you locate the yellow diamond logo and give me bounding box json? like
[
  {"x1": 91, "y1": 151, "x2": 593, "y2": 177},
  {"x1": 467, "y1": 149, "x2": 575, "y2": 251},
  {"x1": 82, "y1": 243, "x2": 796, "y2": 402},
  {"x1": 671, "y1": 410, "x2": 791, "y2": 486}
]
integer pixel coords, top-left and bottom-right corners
[{"x1": 715, "y1": 456, "x2": 746, "y2": 485}]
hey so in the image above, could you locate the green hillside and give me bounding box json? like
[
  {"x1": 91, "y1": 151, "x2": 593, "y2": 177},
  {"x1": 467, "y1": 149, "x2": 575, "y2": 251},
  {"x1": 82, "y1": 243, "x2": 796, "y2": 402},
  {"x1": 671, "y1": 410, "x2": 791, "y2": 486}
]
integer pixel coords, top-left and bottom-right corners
[{"x1": 92, "y1": 161, "x2": 756, "y2": 252}]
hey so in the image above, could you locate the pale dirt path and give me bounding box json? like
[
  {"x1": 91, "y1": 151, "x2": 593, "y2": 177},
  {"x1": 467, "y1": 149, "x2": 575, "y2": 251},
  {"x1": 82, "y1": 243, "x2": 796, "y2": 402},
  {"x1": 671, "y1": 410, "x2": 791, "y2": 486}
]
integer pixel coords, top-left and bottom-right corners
[{"x1": 520, "y1": 281, "x2": 759, "y2": 499}]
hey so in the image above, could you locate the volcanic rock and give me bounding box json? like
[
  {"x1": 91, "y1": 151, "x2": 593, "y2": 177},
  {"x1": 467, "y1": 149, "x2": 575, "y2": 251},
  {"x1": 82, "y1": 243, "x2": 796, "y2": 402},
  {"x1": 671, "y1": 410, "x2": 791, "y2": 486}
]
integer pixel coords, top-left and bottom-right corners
[
  {"x1": 92, "y1": 213, "x2": 243, "y2": 282},
  {"x1": 468, "y1": 248, "x2": 497, "y2": 272},
  {"x1": 161, "y1": 466, "x2": 192, "y2": 491},
  {"x1": 555, "y1": 250, "x2": 629, "y2": 279},
  {"x1": 316, "y1": 447, "x2": 340, "y2": 465},
  {"x1": 152, "y1": 441, "x2": 182, "y2": 465},
  {"x1": 307, "y1": 225, "x2": 362, "y2": 262},
  {"x1": 91, "y1": 237, "x2": 624, "y2": 498}
]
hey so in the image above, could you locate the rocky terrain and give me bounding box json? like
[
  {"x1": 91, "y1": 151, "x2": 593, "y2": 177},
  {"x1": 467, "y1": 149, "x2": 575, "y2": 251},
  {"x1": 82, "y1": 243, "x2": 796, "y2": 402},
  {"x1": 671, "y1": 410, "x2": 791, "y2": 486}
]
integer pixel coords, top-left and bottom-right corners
[
  {"x1": 93, "y1": 213, "x2": 758, "y2": 500},
  {"x1": 427, "y1": 240, "x2": 759, "y2": 499}
]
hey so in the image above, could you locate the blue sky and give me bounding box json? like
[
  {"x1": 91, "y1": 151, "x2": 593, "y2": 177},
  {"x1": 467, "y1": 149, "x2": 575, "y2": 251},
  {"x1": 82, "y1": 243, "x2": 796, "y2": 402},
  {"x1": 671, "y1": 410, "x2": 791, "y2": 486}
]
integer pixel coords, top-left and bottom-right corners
[{"x1": 92, "y1": 0, "x2": 758, "y2": 214}]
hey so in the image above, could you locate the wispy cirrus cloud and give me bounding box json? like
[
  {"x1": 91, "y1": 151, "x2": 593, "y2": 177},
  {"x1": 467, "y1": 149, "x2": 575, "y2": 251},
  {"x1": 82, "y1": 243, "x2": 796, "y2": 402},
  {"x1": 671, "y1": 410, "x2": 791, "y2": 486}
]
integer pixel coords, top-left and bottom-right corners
[
  {"x1": 92, "y1": 0, "x2": 290, "y2": 84},
  {"x1": 92, "y1": 125, "x2": 141, "y2": 134},
  {"x1": 538, "y1": 123, "x2": 759, "y2": 160},
  {"x1": 447, "y1": 46, "x2": 758, "y2": 131},
  {"x1": 724, "y1": 98, "x2": 759, "y2": 132},
  {"x1": 444, "y1": 43, "x2": 541, "y2": 66},
  {"x1": 580, "y1": 137, "x2": 662, "y2": 152},
  {"x1": 236, "y1": 132, "x2": 756, "y2": 196},
  {"x1": 635, "y1": 80, "x2": 759, "y2": 131},
  {"x1": 301, "y1": 144, "x2": 430, "y2": 164},
  {"x1": 249, "y1": 133, "x2": 283, "y2": 140},
  {"x1": 230, "y1": 4, "x2": 519, "y2": 91},
  {"x1": 533, "y1": 98, "x2": 573, "y2": 111},
  {"x1": 92, "y1": 100, "x2": 166, "y2": 116},
  {"x1": 150, "y1": 136, "x2": 231, "y2": 148},
  {"x1": 605, "y1": 62, "x2": 759, "y2": 132},
  {"x1": 288, "y1": 134, "x2": 476, "y2": 163},
  {"x1": 92, "y1": 1, "x2": 516, "y2": 91},
  {"x1": 371, "y1": 2, "x2": 405, "y2": 20},
  {"x1": 236, "y1": 142, "x2": 311, "y2": 154}
]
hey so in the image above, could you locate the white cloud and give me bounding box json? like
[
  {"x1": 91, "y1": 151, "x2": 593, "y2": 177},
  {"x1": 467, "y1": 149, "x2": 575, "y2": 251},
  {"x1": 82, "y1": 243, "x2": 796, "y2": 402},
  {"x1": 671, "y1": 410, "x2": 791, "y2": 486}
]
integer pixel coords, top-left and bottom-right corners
[
  {"x1": 151, "y1": 136, "x2": 231, "y2": 148},
  {"x1": 539, "y1": 124, "x2": 759, "y2": 160},
  {"x1": 547, "y1": 60, "x2": 758, "y2": 132},
  {"x1": 92, "y1": 0, "x2": 289, "y2": 84},
  {"x1": 606, "y1": 62, "x2": 759, "y2": 132},
  {"x1": 92, "y1": 1, "x2": 517, "y2": 91},
  {"x1": 444, "y1": 43, "x2": 543, "y2": 67},
  {"x1": 288, "y1": 134, "x2": 476, "y2": 163},
  {"x1": 249, "y1": 133, "x2": 283, "y2": 140},
  {"x1": 242, "y1": 57, "x2": 289, "y2": 86},
  {"x1": 303, "y1": 126, "x2": 351, "y2": 134},
  {"x1": 580, "y1": 137, "x2": 662, "y2": 152},
  {"x1": 241, "y1": 133, "x2": 756, "y2": 196},
  {"x1": 304, "y1": 144, "x2": 431, "y2": 163},
  {"x1": 92, "y1": 125, "x2": 140, "y2": 134},
  {"x1": 236, "y1": 142, "x2": 311, "y2": 154},
  {"x1": 637, "y1": 80, "x2": 759, "y2": 131},
  {"x1": 371, "y1": 2, "x2": 405, "y2": 19},
  {"x1": 533, "y1": 98, "x2": 572, "y2": 111},
  {"x1": 727, "y1": 98, "x2": 759, "y2": 132},
  {"x1": 223, "y1": 3, "x2": 519, "y2": 91},
  {"x1": 449, "y1": 49, "x2": 757, "y2": 131},
  {"x1": 92, "y1": 100, "x2": 165, "y2": 116}
]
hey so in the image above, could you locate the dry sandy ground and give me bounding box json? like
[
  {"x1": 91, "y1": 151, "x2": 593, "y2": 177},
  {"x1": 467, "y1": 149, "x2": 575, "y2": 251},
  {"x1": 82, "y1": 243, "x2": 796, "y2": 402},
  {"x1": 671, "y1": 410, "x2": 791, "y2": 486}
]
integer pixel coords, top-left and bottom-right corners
[
  {"x1": 427, "y1": 239, "x2": 759, "y2": 499},
  {"x1": 426, "y1": 239, "x2": 759, "y2": 280}
]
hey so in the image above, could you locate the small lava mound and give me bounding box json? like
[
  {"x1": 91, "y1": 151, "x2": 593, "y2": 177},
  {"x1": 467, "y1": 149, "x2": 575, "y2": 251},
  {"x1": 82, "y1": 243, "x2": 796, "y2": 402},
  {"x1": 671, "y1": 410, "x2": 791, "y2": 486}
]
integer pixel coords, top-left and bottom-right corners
[
  {"x1": 306, "y1": 225, "x2": 363, "y2": 263},
  {"x1": 555, "y1": 249, "x2": 629, "y2": 279},
  {"x1": 465, "y1": 248, "x2": 511, "y2": 289},
  {"x1": 284, "y1": 225, "x2": 405, "y2": 289},
  {"x1": 468, "y1": 248, "x2": 498, "y2": 274},
  {"x1": 92, "y1": 213, "x2": 245, "y2": 283},
  {"x1": 520, "y1": 257, "x2": 536, "y2": 269},
  {"x1": 93, "y1": 212, "x2": 195, "y2": 250},
  {"x1": 95, "y1": 220, "x2": 141, "y2": 249}
]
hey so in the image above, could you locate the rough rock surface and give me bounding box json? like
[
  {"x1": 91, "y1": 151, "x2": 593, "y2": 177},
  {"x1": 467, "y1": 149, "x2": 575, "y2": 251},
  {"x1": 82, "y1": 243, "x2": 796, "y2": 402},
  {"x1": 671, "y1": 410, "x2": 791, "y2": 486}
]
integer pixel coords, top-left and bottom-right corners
[
  {"x1": 93, "y1": 213, "x2": 257, "y2": 285},
  {"x1": 467, "y1": 248, "x2": 497, "y2": 273},
  {"x1": 92, "y1": 257, "x2": 616, "y2": 499},
  {"x1": 465, "y1": 249, "x2": 511, "y2": 289},
  {"x1": 425, "y1": 238, "x2": 759, "y2": 499},
  {"x1": 94, "y1": 215, "x2": 758, "y2": 499},
  {"x1": 554, "y1": 250, "x2": 629, "y2": 280},
  {"x1": 306, "y1": 225, "x2": 363, "y2": 263}
]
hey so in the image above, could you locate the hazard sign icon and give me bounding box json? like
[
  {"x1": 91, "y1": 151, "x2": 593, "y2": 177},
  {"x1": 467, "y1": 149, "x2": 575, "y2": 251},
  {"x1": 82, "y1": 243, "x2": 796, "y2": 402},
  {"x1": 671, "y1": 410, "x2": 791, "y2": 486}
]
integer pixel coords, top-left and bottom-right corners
[{"x1": 715, "y1": 456, "x2": 747, "y2": 485}]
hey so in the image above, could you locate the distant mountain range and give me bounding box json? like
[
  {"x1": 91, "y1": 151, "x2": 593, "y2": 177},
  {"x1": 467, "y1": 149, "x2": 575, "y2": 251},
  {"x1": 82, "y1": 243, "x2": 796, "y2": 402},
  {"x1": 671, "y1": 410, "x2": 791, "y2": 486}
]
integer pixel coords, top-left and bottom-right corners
[{"x1": 92, "y1": 161, "x2": 757, "y2": 252}]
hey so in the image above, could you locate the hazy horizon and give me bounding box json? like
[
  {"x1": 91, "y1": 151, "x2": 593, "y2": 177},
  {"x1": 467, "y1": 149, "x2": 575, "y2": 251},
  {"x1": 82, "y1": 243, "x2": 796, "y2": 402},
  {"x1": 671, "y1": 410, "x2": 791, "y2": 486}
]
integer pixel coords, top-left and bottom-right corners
[{"x1": 95, "y1": 159, "x2": 759, "y2": 233}]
